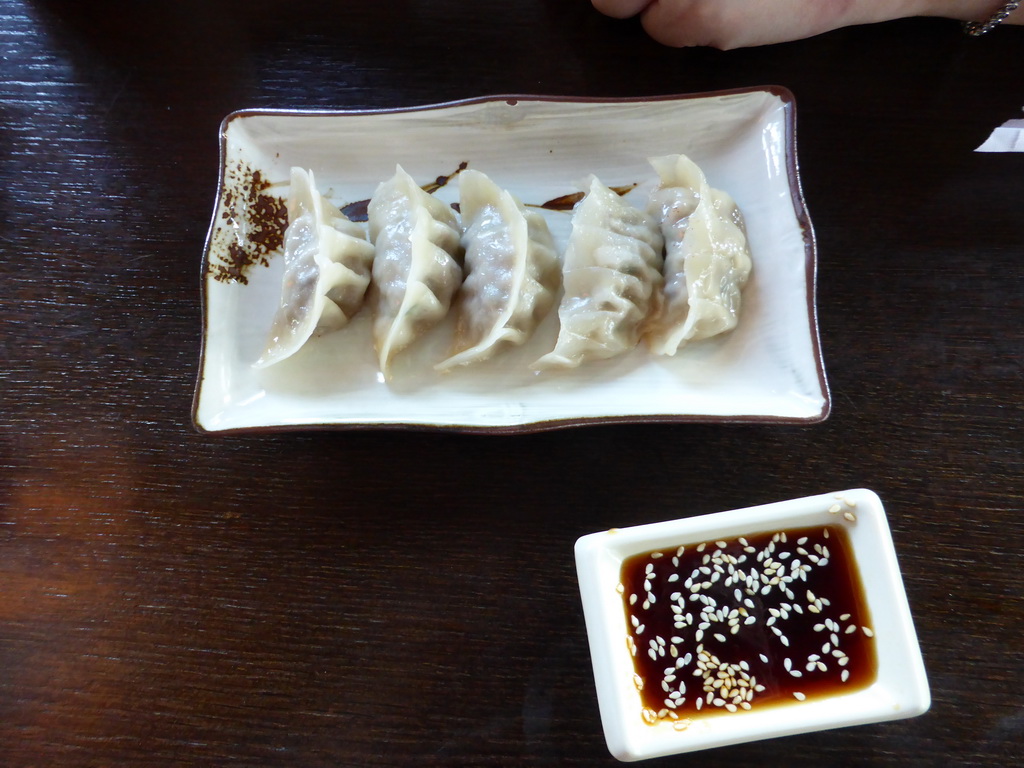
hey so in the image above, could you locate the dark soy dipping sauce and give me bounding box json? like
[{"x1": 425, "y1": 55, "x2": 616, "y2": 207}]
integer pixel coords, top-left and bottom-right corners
[{"x1": 619, "y1": 524, "x2": 877, "y2": 724}]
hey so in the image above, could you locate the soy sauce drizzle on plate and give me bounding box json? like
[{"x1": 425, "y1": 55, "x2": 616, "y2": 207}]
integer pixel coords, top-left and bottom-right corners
[
  {"x1": 341, "y1": 162, "x2": 469, "y2": 222},
  {"x1": 536, "y1": 183, "x2": 638, "y2": 212}
]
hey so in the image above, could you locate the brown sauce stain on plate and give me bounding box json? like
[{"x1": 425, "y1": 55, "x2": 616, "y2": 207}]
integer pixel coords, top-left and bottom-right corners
[
  {"x1": 209, "y1": 163, "x2": 288, "y2": 285},
  {"x1": 537, "y1": 183, "x2": 638, "y2": 212},
  {"x1": 341, "y1": 162, "x2": 469, "y2": 223}
]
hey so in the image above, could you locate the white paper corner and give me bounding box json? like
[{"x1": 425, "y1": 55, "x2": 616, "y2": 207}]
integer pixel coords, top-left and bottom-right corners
[{"x1": 975, "y1": 116, "x2": 1024, "y2": 153}]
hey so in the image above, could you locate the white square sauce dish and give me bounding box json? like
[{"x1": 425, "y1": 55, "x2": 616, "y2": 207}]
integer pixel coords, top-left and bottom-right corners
[
  {"x1": 194, "y1": 89, "x2": 828, "y2": 433},
  {"x1": 574, "y1": 489, "x2": 929, "y2": 761}
]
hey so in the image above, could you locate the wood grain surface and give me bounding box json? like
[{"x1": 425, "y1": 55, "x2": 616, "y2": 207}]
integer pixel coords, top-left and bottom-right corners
[{"x1": 1, "y1": 1, "x2": 1021, "y2": 765}]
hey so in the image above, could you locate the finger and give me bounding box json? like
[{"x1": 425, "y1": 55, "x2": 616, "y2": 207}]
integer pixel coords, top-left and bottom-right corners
[
  {"x1": 637, "y1": 0, "x2": 734, "y2": 48},
  {"x1": 591, "y1": 0, "x2": 654, "y2": 20}
]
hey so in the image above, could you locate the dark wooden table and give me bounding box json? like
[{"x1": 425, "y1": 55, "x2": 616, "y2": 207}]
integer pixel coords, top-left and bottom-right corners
[{"x1": 1, "y1": 1, "x2": 1021, "y2": 765}]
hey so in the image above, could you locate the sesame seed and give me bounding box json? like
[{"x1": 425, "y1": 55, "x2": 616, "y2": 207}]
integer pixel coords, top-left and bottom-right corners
[
  {"x1": 793, "y1": 692, "x2": 806, "y2": 701},
  {"x1": 843, "y1": 512, "x2": 857, "y2": 522},
  {"x1": 828, "y1": 504, "x2": 841, "y2": 514},
  {"x1": 651, "y1": 552, "x2": 663, "y2": 559},
  {"x1": 634, "y1": 674, "x2": 644, "y2": 690},
  {"x1": 862, "y1": 627, "x2": 874, "y2": 637},
  {"x1": 616, "y1": 583, "x2": 625, "y2": 594},
  {"x1": 622, "y1": 525, "x2": 868, "y2": 722}
]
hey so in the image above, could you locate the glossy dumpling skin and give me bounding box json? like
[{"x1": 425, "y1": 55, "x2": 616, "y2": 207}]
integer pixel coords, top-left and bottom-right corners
[
  {"x1": 257, "y1": 167, "x2": 375, "y2": 368},
  {"x1": 368, "y1": 165, "x2": 462, "y2": 377},
  {"x1": 533, "y1": 177, "x2": 663, "y2": 370},
  {"x1": 644, "y1": 154, "x2": 752, "y2": 356},
  {"x1": 436, "y1": 170, "x2": 560, "y2": 371}
]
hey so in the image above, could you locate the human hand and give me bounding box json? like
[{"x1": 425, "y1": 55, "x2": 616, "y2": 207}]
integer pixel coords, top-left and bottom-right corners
[{"x1": 590, "y1": 0, "x2": 1024, "y2": 49}]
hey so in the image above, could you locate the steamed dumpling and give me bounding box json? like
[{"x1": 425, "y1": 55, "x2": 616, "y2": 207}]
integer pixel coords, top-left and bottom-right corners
[
  {"x1": 533, "y1": 177, "x2": 663, "y2": 370},
  {"x1": 257, "y1": 167, "x2": 375, "y2": 368},
  {"x1": 436, "y1": 170, "x2": 560, "y2": 371},
  {"x1": 368, "y1": 165, "x2": 462, "y2": 377},
  {"x1": 644, "y1": 154, "x2": 752, "y2": 355}
]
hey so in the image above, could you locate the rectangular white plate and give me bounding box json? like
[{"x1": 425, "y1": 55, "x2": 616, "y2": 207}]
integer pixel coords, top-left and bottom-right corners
[{"x1": 193, "y1": 89, "x2": 829, "y2": 433}]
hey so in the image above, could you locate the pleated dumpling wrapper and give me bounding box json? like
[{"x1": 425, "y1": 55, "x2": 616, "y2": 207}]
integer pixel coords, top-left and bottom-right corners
[
  {"x1": 368, "y1": 165, "x2": 462, "y2": 378},
  {"x1": 436, "y1": 170, "x2": 560, "y2": 372},
  {"x1": 644, "y1": 154, "x2": 752, "y2": 355},
  {"x1": 533, "y1": 176, "x2": 664, "y2": 370},
  {"x1": 256, "y1": 167, "x2": 375, "y2": 368}
]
